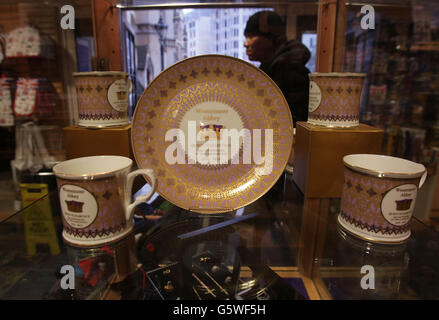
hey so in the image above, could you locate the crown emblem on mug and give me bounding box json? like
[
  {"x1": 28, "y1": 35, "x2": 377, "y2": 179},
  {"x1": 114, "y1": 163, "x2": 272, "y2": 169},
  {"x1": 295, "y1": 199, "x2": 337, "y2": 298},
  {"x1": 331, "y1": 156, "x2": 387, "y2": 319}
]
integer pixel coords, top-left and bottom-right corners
[
  {"x1": 65, "y1": 200, "x2": 84, "y2": 213},
  {"x1": 395, "y1": 199, "x2": 413, "y2": 211},
  {"x1": 116, "y1": 91, "x2": 126, "y2": 100}
]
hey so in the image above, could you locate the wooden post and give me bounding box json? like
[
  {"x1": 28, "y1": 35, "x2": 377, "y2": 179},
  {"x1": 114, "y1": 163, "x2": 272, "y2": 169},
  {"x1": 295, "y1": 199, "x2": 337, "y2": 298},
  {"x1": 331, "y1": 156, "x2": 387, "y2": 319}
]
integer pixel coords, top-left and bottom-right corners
[
  {"x1": 298, "y1": 0, "x2": 344, "y2": 283},
  {"x1": 298, "y1": 198, "x2": 322, "y2": 278},
  {"x1": 92, "y1": 0, "x2": 123, "y2": 71},
  {"x1": 333, "y1": 0, "x2": 347, "y2": 72},
  {"x1": 315, "y1": 0, "x2": 337, "y2": 72}
]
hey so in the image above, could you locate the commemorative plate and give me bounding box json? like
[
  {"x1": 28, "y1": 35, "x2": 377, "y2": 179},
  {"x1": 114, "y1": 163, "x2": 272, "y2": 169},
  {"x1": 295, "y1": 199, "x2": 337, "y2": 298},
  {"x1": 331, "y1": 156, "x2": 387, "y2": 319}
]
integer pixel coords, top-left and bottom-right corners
[{"x1": 131, "y1": 55, "x2": 293, "y2": 213}]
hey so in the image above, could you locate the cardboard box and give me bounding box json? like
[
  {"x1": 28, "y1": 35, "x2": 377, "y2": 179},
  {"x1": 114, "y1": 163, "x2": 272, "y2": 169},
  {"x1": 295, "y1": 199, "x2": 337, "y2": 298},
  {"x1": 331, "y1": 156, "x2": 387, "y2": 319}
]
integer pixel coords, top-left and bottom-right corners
[
  {"x1": 292, "y1": 122, "x2": 383, "y2": 198},
  {"x1": 63, "y1": 125, "x2": 133, "y2": 160}
]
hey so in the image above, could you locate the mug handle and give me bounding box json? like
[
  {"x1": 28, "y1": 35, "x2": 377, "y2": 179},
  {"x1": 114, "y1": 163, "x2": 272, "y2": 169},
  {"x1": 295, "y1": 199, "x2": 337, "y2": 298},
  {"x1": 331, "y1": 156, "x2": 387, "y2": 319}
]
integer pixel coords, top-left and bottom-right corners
[{"x1": 125, "y1": 168, "x2": 157, "y2": 222}]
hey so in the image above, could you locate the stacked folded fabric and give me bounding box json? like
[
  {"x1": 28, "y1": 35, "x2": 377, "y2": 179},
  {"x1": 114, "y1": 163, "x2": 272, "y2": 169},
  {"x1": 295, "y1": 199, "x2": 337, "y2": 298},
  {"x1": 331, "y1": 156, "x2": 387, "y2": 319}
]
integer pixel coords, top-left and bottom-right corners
[
  {"x1": 13, "y1": 78, "x2": 39, "y2": 117},
  {"x1": 0, "y1": 77, "x2": 14, "y2": 127},
  {"x1": 5, "y1": 25, "x2": 55, "y2": 59}
]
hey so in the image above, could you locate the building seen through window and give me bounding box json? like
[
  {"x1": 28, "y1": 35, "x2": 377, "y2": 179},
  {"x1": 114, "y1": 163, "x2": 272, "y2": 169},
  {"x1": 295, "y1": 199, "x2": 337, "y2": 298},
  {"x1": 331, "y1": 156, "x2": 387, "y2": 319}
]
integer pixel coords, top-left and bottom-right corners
[{"x1": 121, "y1": 7, "x2": 317, "y2": 99}]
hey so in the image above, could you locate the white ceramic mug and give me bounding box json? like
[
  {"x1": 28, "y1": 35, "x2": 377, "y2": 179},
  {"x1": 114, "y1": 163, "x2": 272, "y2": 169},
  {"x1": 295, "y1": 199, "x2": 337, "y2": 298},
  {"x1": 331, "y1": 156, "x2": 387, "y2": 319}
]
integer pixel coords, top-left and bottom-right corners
[
  {"x1": 338, "y1": 154, "x2": 427, "y2": 243},
  {"x1": 53, "y1": 156, "x2": 156, "y2": 247}
]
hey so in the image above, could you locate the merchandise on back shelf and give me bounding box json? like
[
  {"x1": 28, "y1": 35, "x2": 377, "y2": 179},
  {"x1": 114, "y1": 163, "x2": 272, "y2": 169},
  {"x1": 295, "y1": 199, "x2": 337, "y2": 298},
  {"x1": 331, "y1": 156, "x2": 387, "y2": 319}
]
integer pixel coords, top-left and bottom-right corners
[
  {"x1": 414, "y1": 128, "x2": 427, "y2": 163},
  {"x1": 0, "y1": 75, "x2": 14, "y2": 127},
  {"x1": 431, "y1": 74, "x2": 439, "y2": 91},
  {"x1": 408, "y1": 57, "x2": 420, "y2": 73},
  {"x1": 388, "y1": 84, "x2": 400, "y2": 102},
  {"x1": 13, "y1": 78, "x2": 38, "y2": 117},
  {"x1": 432, "y1": 146, "x2": 439, "y2": 164},
  {"x1": 13, "y1": 78, "x2": 57, "y2": 119},
  {"x1": 366, "y1": 103, "x2": 381, "y2": 127},
  {"x1": 417, "y1": 52, "x2": 431, "y2": 73},
  {"x1": 378, "y1": 21, "x2": 389, "y2": 42},
  {"x1": 431, "y1": 126, "x2": 439, "y2": 144},
  {"x1": 369, "y1": 49, "x2": 386, "y2": 75},
  {"x1": 420, "y1": 147, "x2": 439, "y2": 174},
  {"x1": 397, "y1": 127, "x2": 426, "y2": 163},
  {"x1": 417, "y1": 71, "x2": 433, "y2": 91},
  {"x1": 11, "y1": 122, "x2": 57, "y2": 174},
  {"x1": 0, "y1": 29, "x2": 5, "y2": 64},
  {"x1": 388, "y1": 54, "x2": 407, "y2": 74},
  {"x1": 374, "y1": 52, "x2": 389, "y2": 74},
  {"x1": 385, "y1": 126, "x2": 399, "y2": 156},
  {"x1": 369, "y1": 84, "x2": 387, "y2": 105},
  {"x1": 396, "y1": 128, "x2": 408, "y2": 160},
  {"x1": 5, "y1": 25, "x2": 55, "y2": 59},
  {"x1": 411, "y1": 104, "x2": 424, "y2": 127},
  {"x1": 0, "y1": 110, "x2": 13, "y2": 127},
  {"x1": 344, "y1": 49, "x2": 355, "y2": 71},
  {"x1": 384, "y1": 100, "x2": 401, "y2": 126},
  {"x1": 35, "y1": 78, "x2": 57, "y2": 118}
]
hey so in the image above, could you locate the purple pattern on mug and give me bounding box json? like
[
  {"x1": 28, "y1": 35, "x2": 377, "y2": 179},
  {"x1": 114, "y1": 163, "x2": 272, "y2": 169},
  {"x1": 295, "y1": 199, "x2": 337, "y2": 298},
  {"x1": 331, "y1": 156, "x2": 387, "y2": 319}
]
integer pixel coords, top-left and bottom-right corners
[
  {"x1": 308, "y1": 74, "x2": 365, "y2": 127},
  {"x1": 74, "y1": 73, "x2": 130, "y2": 127},
  {"x1": 340, "y1": 167, "x2": 420, "y2": 239},
  {"x1": 57, "y1": 176, "x2": 127, "y2": 239}
]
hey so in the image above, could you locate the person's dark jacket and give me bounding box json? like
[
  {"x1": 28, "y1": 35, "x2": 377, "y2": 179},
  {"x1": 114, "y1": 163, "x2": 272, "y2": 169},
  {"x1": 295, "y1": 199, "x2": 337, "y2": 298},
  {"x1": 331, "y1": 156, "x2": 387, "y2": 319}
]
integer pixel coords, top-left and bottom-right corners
[{"x1": 259, "y1": 40, "x2": 311, "y2": 125}]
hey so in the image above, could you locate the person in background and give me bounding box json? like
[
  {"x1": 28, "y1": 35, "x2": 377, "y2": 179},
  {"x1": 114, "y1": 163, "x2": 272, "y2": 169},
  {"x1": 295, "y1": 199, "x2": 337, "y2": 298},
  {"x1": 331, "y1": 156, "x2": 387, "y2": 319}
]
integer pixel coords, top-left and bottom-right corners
[
  {"x1": 244, "y1": 10, "x2": 311, "y2": 125},
  {"x1": 244, "y1": 10, "x2": 310, "y2": 203}
]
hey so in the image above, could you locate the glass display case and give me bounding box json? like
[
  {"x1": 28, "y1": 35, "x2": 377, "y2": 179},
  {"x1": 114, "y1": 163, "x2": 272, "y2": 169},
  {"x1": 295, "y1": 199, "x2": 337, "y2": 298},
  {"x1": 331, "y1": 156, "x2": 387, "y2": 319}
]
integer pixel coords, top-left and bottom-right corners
[
  {"x1": 0, "y1": 172, "x2": 438, "y2": 300},
  {"x1": 0, "y1": 0, "x2": 438, "y2": 301}
]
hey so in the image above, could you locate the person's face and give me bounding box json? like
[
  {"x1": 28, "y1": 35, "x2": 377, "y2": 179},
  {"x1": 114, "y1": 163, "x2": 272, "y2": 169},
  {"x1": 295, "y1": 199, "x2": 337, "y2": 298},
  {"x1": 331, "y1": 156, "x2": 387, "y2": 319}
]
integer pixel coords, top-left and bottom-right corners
[{"x1": 244, "y1": 33, "x2": 275, "y2": 63}]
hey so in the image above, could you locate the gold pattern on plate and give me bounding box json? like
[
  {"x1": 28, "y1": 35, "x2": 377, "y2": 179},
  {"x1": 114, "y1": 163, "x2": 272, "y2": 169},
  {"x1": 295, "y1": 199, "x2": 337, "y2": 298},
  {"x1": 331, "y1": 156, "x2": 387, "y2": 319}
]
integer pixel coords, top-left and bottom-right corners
[{"x1": 131, "y1": 55, "x2": 293, "y2": 213}]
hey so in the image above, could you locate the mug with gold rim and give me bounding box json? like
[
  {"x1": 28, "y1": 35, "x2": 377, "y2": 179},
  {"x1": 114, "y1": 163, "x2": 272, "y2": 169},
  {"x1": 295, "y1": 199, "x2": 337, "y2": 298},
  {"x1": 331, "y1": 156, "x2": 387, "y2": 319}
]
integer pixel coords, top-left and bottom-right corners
[
  {"x1": 73, "y1": 71, "x2": 132, "y2": 128},
  {"x1": 307, "y1": 72, "x2": 366, "y2": 128},
  {"x1": 338, "y1": 154, "x2": 427, "y2": 244},
  {"x1": 53, "y1": 155, "x2": 156, "y2": 247}
]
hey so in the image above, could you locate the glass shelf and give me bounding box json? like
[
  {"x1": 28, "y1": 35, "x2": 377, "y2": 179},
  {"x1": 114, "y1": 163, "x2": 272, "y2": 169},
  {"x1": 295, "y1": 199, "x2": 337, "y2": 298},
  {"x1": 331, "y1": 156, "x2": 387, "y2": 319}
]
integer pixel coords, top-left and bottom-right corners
[{"x1": 0, "y1": 172, "x2": 437, "y2": 300}]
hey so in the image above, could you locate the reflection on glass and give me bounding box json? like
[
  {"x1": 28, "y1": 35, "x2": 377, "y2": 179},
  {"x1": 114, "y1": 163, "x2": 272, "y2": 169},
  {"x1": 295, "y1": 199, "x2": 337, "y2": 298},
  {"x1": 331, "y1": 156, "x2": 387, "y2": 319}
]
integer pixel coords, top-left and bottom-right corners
[
  {"x1": 120, "y1": 6, "x2": 318, "y2": 89},
  {"x1": 343, "y1": 2, "x2": 439, "y2": 171},
  {"x1": 325, "y1": 226, "x2": 409, "y2": 299},
  {"x1": 301, "y1": 32, "x2": 316, "y2": 72}
]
